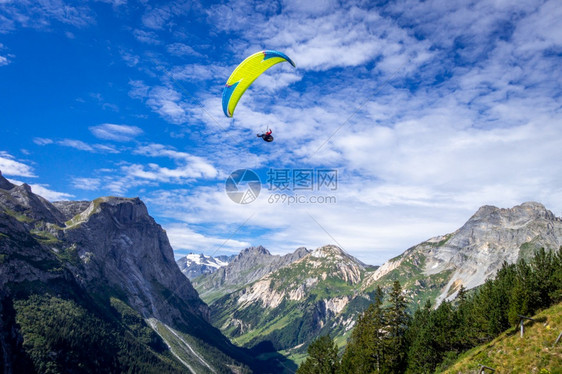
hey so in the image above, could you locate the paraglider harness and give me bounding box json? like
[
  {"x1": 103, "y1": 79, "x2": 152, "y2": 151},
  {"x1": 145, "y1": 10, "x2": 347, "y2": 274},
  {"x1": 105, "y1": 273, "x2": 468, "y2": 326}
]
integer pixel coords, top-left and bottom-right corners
[{"x1": 257, "y1": 129, "x2": 274, "y2": 142}]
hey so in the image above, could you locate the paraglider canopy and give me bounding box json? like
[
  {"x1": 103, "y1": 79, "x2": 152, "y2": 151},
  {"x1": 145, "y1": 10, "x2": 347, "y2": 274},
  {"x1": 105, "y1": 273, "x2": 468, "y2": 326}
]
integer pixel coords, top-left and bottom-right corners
[{"x1": 222, "y1": 50, "x2": 295, "y2": 118}]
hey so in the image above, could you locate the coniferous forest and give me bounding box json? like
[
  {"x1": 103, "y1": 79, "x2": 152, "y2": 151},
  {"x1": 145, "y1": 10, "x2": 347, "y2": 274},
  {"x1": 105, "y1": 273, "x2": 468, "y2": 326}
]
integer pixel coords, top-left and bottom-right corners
[{"x1": 297, "y1": 248, "x2": 562, "y2": 373}]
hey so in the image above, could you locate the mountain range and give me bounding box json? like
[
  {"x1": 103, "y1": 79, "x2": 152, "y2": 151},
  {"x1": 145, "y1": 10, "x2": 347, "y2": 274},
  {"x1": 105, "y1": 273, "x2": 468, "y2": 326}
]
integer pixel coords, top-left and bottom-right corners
[
  {"x1": 189, "y1": 201, "x2": 562, "y2": 362},
  {"x1": 3, "y1": 164, "x2": 562, "y2": 372},
  {"x1": 0, "y1": 170, "x2": 291, "y2": 373}
]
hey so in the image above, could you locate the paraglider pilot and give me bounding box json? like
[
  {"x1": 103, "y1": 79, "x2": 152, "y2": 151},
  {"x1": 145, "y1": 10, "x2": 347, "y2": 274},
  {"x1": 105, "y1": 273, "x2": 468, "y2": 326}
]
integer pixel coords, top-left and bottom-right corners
[{"x1": 257, "y1": 129, "x2": 274, "y2": 142}]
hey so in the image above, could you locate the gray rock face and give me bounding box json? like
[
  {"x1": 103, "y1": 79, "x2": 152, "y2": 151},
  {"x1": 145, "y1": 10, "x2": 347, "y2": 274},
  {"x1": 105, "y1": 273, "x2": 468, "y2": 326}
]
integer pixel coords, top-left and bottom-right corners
[
  {"x1": 193, "y1": 245, "x2": 311, "y2": 303},
  {"x1": 0, "y1": 174, "x2": 209, "y2": 325},
  {"x1": 0, "y1": 209, "x2": 67, "y2": 288},
  {"x1": 62, "y1": 197, "x2": 209, "y2": 323},
  {"x1": 364, "y1": 201, "x2": 562, "y2": 305},
  {"x1": 52, "y1": 200, "x2": 91, "y2": 221},
  {"x1": 0, "y1": 173, "x2": 271, "y2": 372},
  {"x1": 0, "y1": 179, "x2": 65, "y2": 225},
  {"x1": 0, "y1": 171, "x2": 14, "y2": 190},
  {"x1": 429, "y1": 202, "x2": 562, "y2": 303}
]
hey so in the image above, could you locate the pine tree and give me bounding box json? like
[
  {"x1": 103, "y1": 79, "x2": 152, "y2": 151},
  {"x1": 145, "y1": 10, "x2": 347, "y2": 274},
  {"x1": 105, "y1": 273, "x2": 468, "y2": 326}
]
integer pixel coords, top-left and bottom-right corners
[
  {"x1": 552, "y1": 247, "x2": 562, "y2": 302},
  {"x1": 454, "y1": 285, "x2": 472, "y2": 350},
  {"x1": 406, "y1": 300, "x2": 436, "y2": 374},
  {"x1": 383, "y1": 281, "x2": 409, "y2": 373},
  {"x1": 507, "y1": 259, "x2": 531, "y2": 325},
  {"x1": 297, "y1": 335, "x2": 339, "y2": 374},
  {"x1": 340, "y1": 287, "x2": 385, "y2": 374},
  {"x1": 529, "y1": 247, "x2": 556, "y2": 310}
]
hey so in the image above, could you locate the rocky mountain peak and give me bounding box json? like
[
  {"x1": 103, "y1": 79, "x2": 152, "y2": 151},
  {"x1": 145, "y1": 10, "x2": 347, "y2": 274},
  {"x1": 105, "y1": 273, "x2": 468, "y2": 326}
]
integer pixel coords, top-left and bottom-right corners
[
  {"x1": 294, "y1": 246, "x2": 310, "y2": 256},
  {"x1": 177, "y1": 253, "x2": 231, "y2": 280},
  {"x1": 0, "y1": 176, "x2": 65, "y2": 225},
  {"x1": 193, "y1": 245, "x2": 311, "y2": 304},
  {"x1": 311, "y1": 244, "x2": 346, "y2": 258},
  {"x1": 64, "y1": 197, "x2": 149, "y2": 229},
  {"x1": 371, "y1": 202, "x2": 562, "y2": 306},
  {"x1": 470, "y1": 201, "x2": 556, "y2": 226},
  {"x1": 237, "y1": 245, "x2": 271, "y2": 259},
  {"x1": 92, "y1": 197, "x2": 148, "y2": 223},
  {"x1": 0, "y1": 170, "x2": 15, "y2": 190},
  {"x1": 52, "y1": 200, "x2": 91, "y2": 221},
  {"x1": 0, "y1": 175, "x2": 264, "y2": 372},
  {"x1": 210, "y1": 244, "x2": 375, "y2": 352}
]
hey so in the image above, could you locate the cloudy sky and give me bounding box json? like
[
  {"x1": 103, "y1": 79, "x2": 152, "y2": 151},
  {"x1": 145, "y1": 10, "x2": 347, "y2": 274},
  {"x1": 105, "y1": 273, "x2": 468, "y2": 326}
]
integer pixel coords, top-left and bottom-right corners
[{"x1": 1, "y1": 0, "x2": 561, "y2": 265}]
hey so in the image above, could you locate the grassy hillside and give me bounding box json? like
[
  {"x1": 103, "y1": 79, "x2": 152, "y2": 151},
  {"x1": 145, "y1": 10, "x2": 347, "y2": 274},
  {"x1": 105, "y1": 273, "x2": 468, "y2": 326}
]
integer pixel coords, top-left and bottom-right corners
[{"x1": 442, "y1": 302, "x2": 562, "y2": 373}]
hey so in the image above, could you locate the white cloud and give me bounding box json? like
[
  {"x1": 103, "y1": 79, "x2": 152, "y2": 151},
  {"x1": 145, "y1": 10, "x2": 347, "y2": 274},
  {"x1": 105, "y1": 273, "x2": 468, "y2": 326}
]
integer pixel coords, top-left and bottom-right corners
[
  {"x1": 58, "y1": 139, "x2": 95, "y2": 152},
  {"x1": 164, "y1": 223, "x2": 250, "y2": 254},
  {"x1": 28, "y1": 183, "x2": 74, "y2": 201},
  {"x1": 141, "y1": 2, "x2": 195, "y2": 30},
  {"x1": 124, "y1": 143, "x2": 218, "y2": 182},
  {"x1": 133, "y1": 29, "x2": 160, "y2": 45},
  {"x1": 33, "y1": 137, "x2": 54, "y2": 145},
  {"x1": 7, "y1": 178, "x2": 74, "y2": 201},
  {"x1": 209, "y1": 2, "x2": 432, "y2": 73},
  {"x1": 0, "y1": 151, "x2": 36, "y2": 177},
  {"x1": 281, "y1": 0, "x2": 339, "y2": 16},
  {"x1": 130, "y1": 81, "x2": 190, "y2": 125},
  {"x1": 71, "y1": 177, "x2": 101, "y2": 191},
  {"x1": 95, "y1": 0, "x2": 127, "y2": 7},
  {"x1": 170, "y1": 63, "x2": 230, "y2": 82},
  {"x1": 0, "y1": 0, "x2": 95, "y2": 32},
  {"x1": 167, "y1": 42, "x2": 202, "y2": 57},
  {"x1": 141, "y1": 183, "x2": 469, "y2": 265},
  {"x1": 57, "y1": 139, "x2": 119, "y2": 153},
  {"x1": 90, "y1": 123, "x2": 143, "y2": 142}
]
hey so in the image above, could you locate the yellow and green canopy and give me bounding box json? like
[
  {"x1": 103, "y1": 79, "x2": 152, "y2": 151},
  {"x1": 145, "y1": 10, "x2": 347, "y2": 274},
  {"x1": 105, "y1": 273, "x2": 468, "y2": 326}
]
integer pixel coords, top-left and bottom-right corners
[{"x1": 222, "y1": 50, "x2": 295, "y2": 118}]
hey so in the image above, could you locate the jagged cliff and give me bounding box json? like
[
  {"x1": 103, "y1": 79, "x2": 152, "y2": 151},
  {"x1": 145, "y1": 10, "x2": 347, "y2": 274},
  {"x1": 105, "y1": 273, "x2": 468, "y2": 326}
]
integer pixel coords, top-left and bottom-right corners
[
  {"x1": 0, "y1": 171, "x2": 286, "y2": 373},
  {"x1": 61, "y1": 196, "x2": 209, "y2": 324}
]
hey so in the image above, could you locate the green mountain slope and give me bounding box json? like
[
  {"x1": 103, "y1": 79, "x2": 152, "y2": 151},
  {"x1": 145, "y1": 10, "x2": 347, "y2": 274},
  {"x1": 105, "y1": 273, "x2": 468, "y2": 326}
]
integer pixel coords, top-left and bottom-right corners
[
  {"x1": 208, "y1": 245, "x2": 378, "y2": 361},
  {"x1": 442, "y1": 302, "x2": 562, "y2": 373},
  {"x1": 199, "y1": 202, "x2": 562, "y2": 368},
  {"x1": 3, "y1": 287, "x2": 187, "y2": 373}
]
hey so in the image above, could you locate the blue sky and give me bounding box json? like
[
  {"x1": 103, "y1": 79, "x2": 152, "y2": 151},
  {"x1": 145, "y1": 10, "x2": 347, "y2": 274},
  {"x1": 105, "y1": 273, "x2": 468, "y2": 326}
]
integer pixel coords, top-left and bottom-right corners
[{"x1": 1, "y1": 0, "x2": 561, "y2": 265}]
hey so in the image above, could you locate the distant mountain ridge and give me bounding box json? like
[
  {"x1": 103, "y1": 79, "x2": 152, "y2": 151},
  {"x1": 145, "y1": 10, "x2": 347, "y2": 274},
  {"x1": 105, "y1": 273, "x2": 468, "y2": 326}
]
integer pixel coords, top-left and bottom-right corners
[
  {"x1": 194, "y1": 201, "x2": 562, "y2": 362},
  {"x1": 192, "y1": 245, "x2": 311, "y2": 304},
  {"x1": 208, "y1": 244, "x2": 377, "y2": 357},
  {"x1": 177, "y1": 253, "x2": 235, "y2": 280}
]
